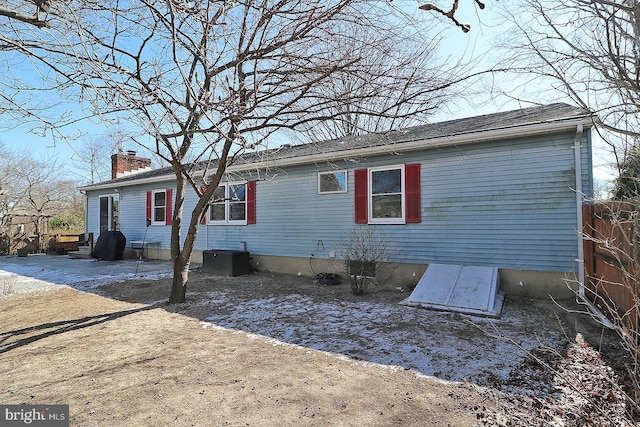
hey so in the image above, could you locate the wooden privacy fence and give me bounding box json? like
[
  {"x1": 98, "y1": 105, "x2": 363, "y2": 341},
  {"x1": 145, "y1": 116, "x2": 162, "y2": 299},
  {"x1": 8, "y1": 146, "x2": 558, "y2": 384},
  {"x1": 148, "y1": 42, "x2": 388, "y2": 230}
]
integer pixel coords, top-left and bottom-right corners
[{"x1": 583, "y1": 202, "x2": 639, "y2": 328}]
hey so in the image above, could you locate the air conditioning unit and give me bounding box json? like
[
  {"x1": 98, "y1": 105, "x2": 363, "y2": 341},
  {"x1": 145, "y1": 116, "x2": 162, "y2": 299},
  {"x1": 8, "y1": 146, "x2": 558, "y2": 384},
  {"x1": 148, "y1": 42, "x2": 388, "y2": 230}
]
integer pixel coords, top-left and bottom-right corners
[{"x1": 202, "y1": 250, "x2": 250, "y2": 276}]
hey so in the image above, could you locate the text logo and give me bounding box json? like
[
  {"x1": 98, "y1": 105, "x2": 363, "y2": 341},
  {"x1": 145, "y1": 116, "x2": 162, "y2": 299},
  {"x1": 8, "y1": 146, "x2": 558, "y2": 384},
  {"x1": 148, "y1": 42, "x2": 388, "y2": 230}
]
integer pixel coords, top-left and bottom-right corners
[{"x1": 1, "y1": 405, "x2": 69, "y2": 426}]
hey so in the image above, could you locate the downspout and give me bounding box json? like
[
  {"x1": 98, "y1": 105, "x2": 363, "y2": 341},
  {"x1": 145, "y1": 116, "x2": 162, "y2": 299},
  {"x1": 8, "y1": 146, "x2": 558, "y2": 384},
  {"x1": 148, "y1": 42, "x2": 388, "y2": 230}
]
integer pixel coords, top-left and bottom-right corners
[
  {"x1": 573, "y1": 124, "x2": 585, "y2": 298},
  {"x1": 574, "y1": 125, "x2": 616, "y2": 329}
]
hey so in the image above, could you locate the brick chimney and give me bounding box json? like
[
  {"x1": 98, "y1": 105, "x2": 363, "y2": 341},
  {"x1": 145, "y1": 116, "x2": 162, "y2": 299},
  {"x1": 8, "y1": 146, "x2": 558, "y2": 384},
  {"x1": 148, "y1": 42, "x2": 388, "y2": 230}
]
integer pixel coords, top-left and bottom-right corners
[{"x1": 111, "y1": 150, "x2": 152, "y2": 179}]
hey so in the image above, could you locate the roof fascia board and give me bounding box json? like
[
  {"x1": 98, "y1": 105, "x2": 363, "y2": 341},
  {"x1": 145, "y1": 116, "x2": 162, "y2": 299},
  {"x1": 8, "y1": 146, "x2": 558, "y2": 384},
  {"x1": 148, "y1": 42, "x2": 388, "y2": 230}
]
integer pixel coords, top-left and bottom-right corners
[
  {"x1": 230, "y1": 117, "x2": 593, "y2": 171},
  {"x1": 80, "y1": 117, "x2": 592, "y2": 191},
  {"x1": 79, "y1": 174, "x2": 175, "y2": 191}
]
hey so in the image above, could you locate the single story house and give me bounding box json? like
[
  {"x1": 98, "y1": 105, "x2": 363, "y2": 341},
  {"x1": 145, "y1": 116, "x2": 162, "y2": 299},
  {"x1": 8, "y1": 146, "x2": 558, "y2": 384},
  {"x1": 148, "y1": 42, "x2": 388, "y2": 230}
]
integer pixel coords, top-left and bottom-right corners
[{"x1": 79, "y1": 103, "x2": 594, "y2": 298}]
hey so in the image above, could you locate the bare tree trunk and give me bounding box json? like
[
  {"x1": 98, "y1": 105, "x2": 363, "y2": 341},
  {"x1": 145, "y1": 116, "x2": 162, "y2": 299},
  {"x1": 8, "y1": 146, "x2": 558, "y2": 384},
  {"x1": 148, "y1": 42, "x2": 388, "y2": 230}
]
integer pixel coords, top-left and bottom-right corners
[
  {"x1": 6, "y1": 217, "x2": 12, "y2": 255},
  {"x1": 168, "y1": 168, "x2": 188, "y2": 304},
  {"x1": 167, "y1": 161, "x2": 215, "y2": 304},
  {"x1": 169, "y1": 255, "x2": 189, "y2": 304},
  {"x1": 166, "y1": 130, "x2": 234, "y2": 303},
  {"x1": 2, "y1": 0, "x2": 474, "y2": 304},
  {"x1": 33, "y1": 216, "x2": 41, "y2": 253}
]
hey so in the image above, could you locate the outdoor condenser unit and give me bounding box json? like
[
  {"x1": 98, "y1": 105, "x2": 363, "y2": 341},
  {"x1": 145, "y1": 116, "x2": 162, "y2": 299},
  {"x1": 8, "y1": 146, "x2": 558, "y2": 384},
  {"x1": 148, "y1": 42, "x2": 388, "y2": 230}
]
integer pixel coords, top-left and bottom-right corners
[{"x1": 202, "y1": 250, "x2": 250, "y2": 276}]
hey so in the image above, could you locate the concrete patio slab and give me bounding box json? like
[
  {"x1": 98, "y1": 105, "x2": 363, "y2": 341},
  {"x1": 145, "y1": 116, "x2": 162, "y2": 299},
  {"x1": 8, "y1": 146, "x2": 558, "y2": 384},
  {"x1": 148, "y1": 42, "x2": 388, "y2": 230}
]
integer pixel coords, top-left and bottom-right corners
[{"x1": 0, "y1": 254, "x2": 174, "y2": 294}]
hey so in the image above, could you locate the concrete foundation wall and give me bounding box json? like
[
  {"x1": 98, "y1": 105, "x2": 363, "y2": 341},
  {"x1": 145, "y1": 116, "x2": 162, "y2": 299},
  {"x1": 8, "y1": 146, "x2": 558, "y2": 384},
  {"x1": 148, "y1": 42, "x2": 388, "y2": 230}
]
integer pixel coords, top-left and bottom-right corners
[
  {"x1": 156, "y1": 251, "x2": 577, "y2": 299},
  {"x1": 499, "y1": 269, "x2": 579, "y2": 299},
  {"x1": 128, "y1": 245, "x2": 578, "y2": 299},
  {"x1": 124, "y1": 247, "x2": 173, "y2": 261}
]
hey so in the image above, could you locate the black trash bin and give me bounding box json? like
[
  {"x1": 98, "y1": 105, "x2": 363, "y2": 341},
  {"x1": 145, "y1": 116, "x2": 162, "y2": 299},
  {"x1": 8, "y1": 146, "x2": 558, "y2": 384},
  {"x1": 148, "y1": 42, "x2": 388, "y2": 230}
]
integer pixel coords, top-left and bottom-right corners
[{"x1": 202, "y1": 250, "x2": 250, "y2": 276}]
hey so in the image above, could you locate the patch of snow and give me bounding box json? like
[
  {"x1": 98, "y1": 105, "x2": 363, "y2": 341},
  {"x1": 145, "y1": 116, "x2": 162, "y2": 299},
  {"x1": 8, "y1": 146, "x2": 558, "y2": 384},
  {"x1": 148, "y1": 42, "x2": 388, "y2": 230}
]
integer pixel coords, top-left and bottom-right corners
[
  {"x1": 199, "y1": 291, "x2": 562, "y2": 386},
  {"x1": 0, "y1": 256, "x2": 173, "y2": 294},
  {"x1": 200, "y1": 320, "x2": 418, "y2": 376},
  {"x1": 72, "y1": 271, "x2": 174, "y2": 292}
]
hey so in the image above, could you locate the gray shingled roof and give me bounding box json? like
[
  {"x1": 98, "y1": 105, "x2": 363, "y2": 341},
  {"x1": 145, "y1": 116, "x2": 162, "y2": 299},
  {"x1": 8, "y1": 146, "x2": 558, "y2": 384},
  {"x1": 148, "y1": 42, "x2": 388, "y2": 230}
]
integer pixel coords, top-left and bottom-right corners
[
  {"x1": 82, "y1": 103, "x2": 591, "y2": 189},
  {"x1": 254, "y1": 102, "x2": 591, "y2": 160}
]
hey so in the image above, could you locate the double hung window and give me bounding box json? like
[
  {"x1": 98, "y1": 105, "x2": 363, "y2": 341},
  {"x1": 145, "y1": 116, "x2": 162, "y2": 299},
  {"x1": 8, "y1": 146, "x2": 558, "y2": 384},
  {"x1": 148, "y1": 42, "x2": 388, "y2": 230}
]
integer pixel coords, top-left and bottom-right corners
[
  {"x1": 209, "y1": 182, "x2": 247, "y2": 225},
  {"x1": 146, "y1": 189, "x2": 172, "y2": 226},
  {"x1": 354, "y1": 163, "x2": 421, "y2": 225},
  {"x1": 370, "y1": 166, "x2": 404, "y2": 223},
  {"x1": 152, "y1": 190, "x2": 167, "y2": 224}
]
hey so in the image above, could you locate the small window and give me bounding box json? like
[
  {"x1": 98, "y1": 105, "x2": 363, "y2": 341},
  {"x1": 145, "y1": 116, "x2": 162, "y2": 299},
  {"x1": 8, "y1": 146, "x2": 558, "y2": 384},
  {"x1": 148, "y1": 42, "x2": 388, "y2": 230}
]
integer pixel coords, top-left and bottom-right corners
[
  {"x1": 369, "y1": 165, "x2": 404, "y2": 224},
  {"x1": 208, "y1": 182, "x2": 247, "y2": 225},
  {"x1": 152, "y1": 190, "x2": 166, "y2": 225},
  {"x1": 318, "y1": 170, "x2": 347, "y2": 194}
]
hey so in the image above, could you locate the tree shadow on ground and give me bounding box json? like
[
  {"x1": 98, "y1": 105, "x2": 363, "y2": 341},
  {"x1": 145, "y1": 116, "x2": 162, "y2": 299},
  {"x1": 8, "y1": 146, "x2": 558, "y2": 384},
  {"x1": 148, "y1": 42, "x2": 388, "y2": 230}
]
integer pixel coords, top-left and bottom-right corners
[{"x1": 0, "y1": 305, "x2": 156, "y2": 354}]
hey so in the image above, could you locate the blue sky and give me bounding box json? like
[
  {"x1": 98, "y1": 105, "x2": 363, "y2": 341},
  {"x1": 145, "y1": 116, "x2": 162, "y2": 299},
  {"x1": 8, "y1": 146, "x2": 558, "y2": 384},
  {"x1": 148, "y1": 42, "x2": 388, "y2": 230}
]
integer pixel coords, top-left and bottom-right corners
[{"x1": 0, "y1": 1, "x2": 616, "y2": 186}]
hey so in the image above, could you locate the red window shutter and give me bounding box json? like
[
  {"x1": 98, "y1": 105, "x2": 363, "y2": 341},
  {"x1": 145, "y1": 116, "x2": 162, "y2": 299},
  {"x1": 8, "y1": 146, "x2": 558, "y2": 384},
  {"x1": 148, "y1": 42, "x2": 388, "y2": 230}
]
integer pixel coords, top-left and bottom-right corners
[
  {"x1": 405, "y1": 163, "x2": 421, "y2": 223},
  {"x1": 246, "y1": 181, "x2": 256, "y2": 224},
  {"x1": 354, "y1": 169, "x2": 368, "y2": 224},
  {"x1": 200, "y1": 184, "x2": 207, "y2": 225},
  {"x1": 165, "y1": 188, "x2": 173, "y2": 225},
  {"x1": 146, "y1": 191, "x2": 152, "y2": 222}
]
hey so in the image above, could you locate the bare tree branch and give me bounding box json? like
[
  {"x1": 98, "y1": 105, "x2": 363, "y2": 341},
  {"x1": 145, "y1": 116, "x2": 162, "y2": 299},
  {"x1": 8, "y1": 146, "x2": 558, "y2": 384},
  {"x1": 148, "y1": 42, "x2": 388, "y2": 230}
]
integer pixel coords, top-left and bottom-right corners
[
  {"x1": 419, "y1": 0, "x2": 487, "y2": 32},
  {"x1": 1, "y1": 0, "x2": 479, "y2": 303},
  {"x1": 494, "y1": 0, "x2": 640, "y2": 174},
  {"x1": 0, "y1": 4, "x2": 48, "y2": 28}
]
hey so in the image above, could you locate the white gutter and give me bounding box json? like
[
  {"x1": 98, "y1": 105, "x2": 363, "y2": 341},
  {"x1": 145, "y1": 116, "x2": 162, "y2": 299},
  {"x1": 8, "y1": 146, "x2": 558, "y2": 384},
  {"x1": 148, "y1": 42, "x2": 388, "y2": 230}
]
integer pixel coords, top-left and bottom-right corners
[
  {"x1": 573, "y1": 124, "x2": 585, "y2": 297},
  {"x1": 79, "y1": 117, "x2": 593, "y2": 192},
  {"x1": 572, "y1": 125, "x2": 616, "y2": 329},
  {"x1": 242, "y1": 118, "x2": 593, "y2": 172},
  {"x1": 78, "y1": 174, "x2": 176, "y2": 191}
]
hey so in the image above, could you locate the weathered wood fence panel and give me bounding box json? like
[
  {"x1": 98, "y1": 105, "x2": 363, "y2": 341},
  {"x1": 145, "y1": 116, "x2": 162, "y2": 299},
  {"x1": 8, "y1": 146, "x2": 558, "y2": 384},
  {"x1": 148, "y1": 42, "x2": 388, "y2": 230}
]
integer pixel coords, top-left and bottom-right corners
[{"x1": 583, "y1": 202, "x2": 638, "y2": 325}]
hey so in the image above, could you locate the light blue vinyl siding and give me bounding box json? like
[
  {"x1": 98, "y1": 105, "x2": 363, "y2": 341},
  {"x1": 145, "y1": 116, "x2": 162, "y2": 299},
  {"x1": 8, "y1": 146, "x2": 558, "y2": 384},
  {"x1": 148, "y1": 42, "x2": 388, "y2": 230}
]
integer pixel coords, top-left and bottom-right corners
[
  {"x1": 201, "y1": 164, "x2": 356, "y2": 256},
  {"x1": 119, "y1": 186, "x2": 175, "y2": 244},
  {"x1": 86, "y1": 182, "x2": 175, "y2": 249},
  {"x1": 197, "y1": 132, "x2": 590, "y2": 272},
  {"x1": 389, "y1": 132, "x2": 587, "y2": 271},
  {"x1": 86, "y1": 129, "x2": 592, "y2": 273}
]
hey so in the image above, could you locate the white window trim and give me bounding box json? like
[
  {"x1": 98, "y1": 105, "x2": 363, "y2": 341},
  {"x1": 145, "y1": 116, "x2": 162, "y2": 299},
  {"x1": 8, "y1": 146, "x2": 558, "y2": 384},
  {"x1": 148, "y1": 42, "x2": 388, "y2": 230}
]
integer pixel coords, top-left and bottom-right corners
[
  {"x1": 207, "y1": 181, "x2": 248, "y2": 226},
  {"x1": 368, "y1": 164, "x2": 405, "y2": 225},
  {"x1": 318, "y1": 170, "x2": 348, "y2": 194},
  {"x1": 151, "y1": 189, "x2": 167, "y2": 226}
]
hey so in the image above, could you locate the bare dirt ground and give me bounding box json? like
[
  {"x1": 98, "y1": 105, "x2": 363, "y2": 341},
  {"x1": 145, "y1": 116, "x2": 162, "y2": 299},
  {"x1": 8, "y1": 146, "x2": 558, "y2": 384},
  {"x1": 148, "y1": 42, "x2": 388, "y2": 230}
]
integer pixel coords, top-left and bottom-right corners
[{"x1": 1, "y1": 268, "x2": 637, "y2": 426}]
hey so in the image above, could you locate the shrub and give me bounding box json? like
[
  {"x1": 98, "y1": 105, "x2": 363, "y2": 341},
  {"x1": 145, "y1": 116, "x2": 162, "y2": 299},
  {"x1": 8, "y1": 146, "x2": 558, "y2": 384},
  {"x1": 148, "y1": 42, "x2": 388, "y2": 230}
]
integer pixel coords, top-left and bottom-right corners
[{"x1": 340, "y1": 227, "x2": 393, "y2": 295}]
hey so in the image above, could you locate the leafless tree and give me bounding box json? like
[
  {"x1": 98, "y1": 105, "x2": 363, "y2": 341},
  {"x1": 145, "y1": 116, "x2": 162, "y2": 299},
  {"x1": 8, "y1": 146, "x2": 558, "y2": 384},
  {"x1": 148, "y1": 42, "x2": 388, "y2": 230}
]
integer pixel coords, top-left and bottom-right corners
[
  {"x1": 289, "y1": 18, "x2": 484, "y2": 142},
  {"x1": 0, "y1": 0, "x2": 482, "y2": 303},
  {"x1": 16, "y1": 159, "x2": 75, "y2": 242},
  {"x1": 0, "y1": 142, "x2": 80, "y2": 252},
  {"x1": 71, "y1": 131, "x2": 127, "y2": 184},
  {"x1": 0, "y1": 0, "x2": 86, "y2": 145},
  {"x1": 0, "y1": 144, "x2": 24, "y2": 232},
  {"x1": 490, "y1": 0, "x2": 640, "y2": 172},
  {"x1": 424, "y1": 0, "x2": 640, "y2": 180}
]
